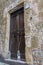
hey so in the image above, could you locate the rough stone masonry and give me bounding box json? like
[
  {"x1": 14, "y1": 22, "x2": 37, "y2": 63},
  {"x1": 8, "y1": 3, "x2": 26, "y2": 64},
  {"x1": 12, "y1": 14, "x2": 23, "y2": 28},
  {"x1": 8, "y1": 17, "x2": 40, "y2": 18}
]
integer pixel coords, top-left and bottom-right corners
[{"x1": 0, "y1": 0, "x2": 43, "y2": 65}]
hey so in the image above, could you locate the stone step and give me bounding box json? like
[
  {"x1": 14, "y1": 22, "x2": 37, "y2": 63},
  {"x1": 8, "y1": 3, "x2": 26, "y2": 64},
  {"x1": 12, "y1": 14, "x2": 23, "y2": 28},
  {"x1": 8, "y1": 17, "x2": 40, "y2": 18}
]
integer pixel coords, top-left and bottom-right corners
[
  {"x1": 0, "y1": 59, "x2": 28, "y2": 65},
  {"x1": 0, "y1": 54, "x2": 28, "y2": 65}
]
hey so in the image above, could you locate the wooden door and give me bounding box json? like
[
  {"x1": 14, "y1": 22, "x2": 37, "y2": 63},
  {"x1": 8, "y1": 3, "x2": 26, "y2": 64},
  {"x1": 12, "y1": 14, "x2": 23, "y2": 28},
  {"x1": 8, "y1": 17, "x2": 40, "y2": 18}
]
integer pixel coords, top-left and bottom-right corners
[{"x1": 9, "y1": 7, "x2": 25, "y2": 60}]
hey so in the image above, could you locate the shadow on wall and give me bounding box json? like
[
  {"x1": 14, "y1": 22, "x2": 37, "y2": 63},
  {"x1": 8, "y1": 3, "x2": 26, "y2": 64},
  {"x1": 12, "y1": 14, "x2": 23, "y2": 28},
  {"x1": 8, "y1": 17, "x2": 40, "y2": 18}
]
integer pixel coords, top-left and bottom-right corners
[{"x1": 0, "y1": 54, "x2": 4, "y2": 61}]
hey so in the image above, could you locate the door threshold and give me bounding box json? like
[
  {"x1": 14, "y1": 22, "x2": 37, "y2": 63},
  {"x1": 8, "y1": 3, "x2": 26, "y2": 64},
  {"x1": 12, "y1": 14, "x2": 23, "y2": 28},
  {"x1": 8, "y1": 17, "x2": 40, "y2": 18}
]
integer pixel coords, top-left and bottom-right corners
[{"x1": 5, "y1": 59, "x2": 26, "y2": 64}]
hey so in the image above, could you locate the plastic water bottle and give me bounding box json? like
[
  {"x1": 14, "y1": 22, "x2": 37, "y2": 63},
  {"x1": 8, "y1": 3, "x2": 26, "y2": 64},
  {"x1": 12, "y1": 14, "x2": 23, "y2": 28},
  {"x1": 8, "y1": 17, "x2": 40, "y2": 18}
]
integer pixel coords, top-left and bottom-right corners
[{"x1": 17, "y1": 50, "x2": 21, "y2": 60}]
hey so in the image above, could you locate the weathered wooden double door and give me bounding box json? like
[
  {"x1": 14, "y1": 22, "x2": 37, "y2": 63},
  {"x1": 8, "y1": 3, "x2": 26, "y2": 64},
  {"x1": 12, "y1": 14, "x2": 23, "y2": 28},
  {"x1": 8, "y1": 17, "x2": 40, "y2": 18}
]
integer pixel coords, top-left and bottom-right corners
[{"x1": 9, "y1": 7, "x2": 25, "y2": 60}]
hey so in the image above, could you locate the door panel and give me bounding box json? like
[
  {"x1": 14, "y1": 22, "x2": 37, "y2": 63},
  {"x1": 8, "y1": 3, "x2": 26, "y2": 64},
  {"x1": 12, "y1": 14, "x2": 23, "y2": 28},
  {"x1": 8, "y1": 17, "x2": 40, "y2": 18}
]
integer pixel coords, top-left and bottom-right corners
[{"x1": 10, "y1": 7, "x2": 25, "y2": 60}]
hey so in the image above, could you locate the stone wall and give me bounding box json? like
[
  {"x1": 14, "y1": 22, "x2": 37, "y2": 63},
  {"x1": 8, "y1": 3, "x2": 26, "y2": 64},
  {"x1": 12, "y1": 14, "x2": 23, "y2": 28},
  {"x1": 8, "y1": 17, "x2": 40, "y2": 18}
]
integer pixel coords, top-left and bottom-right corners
[{"x1": 0, "y1": 0, "x2": 43, "y2": 65}]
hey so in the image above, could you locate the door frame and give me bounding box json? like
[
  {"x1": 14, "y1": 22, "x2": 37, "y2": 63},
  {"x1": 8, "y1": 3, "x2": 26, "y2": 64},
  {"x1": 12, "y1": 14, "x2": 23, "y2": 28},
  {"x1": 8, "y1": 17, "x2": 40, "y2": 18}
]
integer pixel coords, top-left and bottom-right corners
[{"x1": 3, "y1": 2, "x2": 25, "y2": 59}]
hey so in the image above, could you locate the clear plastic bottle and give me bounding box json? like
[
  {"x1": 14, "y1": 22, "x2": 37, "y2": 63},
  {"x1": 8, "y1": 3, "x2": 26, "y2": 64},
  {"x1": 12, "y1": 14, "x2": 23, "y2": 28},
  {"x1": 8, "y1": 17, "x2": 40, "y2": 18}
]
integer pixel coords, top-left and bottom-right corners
[{"x1": 17, "y1": 50, "x2": 21, "y2": 60}]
